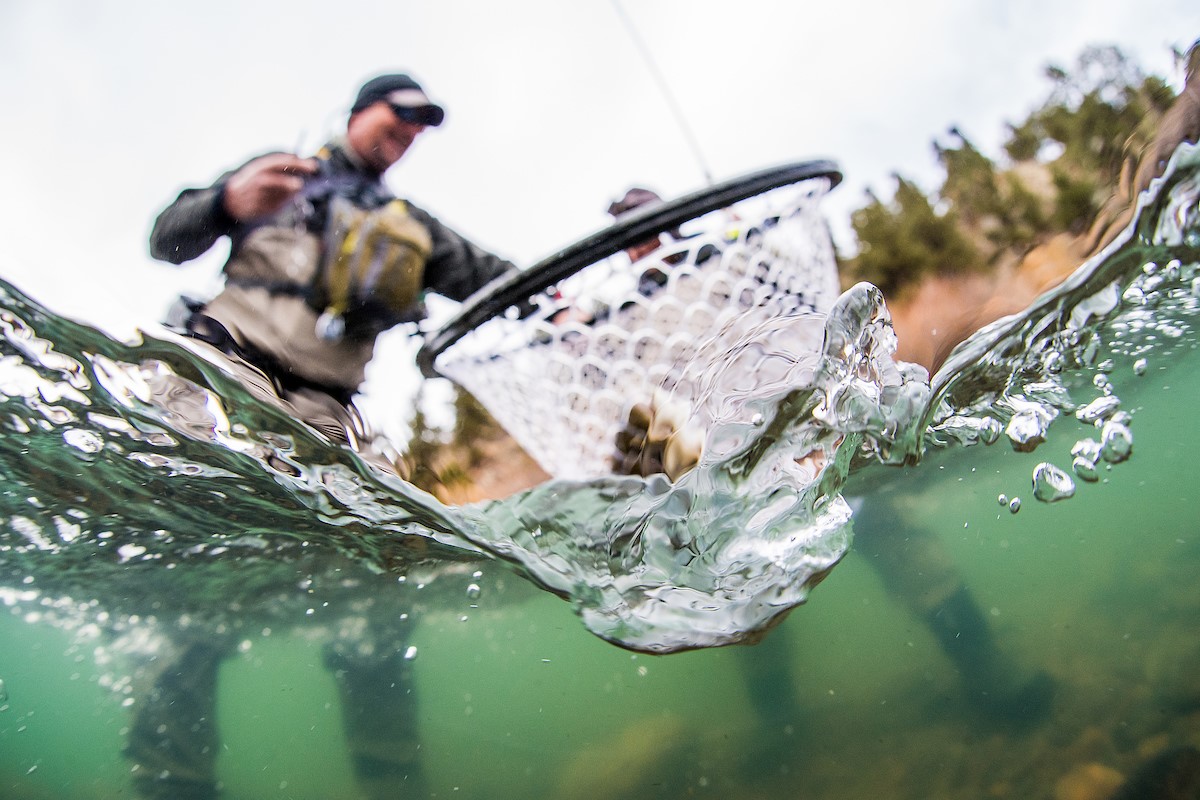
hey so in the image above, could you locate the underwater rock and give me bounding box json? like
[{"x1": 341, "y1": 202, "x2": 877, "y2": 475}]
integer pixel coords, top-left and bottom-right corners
[
  {"x1": 553, "y1": 712, "x2": 689, "y2": 800},
  {"x1": 1053, "y1": 762, "x2": 1126, "y2": 800}
]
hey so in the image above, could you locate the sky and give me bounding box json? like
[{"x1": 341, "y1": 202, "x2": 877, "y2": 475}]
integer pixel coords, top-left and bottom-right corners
[{"x1": 0, "y1": 0, "x2": 1194, "y2": 435}]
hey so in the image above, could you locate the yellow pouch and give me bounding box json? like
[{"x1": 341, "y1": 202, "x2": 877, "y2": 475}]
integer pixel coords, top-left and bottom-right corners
[{"x1": 321, "y1": 197, "x2": 432, "y2": 323}]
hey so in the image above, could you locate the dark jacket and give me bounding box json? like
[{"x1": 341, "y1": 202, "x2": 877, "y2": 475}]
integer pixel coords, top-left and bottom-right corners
[{"x1": 150, "y1": 140, "x2": 515, "y2": 392}]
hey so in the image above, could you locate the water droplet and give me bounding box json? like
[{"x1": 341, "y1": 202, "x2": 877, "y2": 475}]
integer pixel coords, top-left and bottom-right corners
[
  {"x1": 403, "y1": 646, "x2": 418, "y2": 661},
  {"x1": 997, "y1": 494, "x2": 1008, "y2": 506},
  {"x1": 1032, "y1": 462, "x2": 1076, "y2": 503},
  {"x1": 465, "y1": 583, "x2": 481, "y2": 601},
  {"x1": 1072, "y1": 456, "x2": 1099, "y2": 483},
  {"x1": 1133, "y1": 358, "x2": 1148, "y2": 376},
  {"x1": 1100, "y1": 420, "x2": 1133, "y2": 463},
  {"x1": 1008, "y1": 497, "x2": 1022, "y2": 514}
]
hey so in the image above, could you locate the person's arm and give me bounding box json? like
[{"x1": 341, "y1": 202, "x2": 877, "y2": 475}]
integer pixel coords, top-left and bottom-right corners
[
  {"x1": 149, "y1": 153, "x2": 318, "y2": 265},
  {"x1": 149, "y1": 182, "x2": 238, "y2": 265},
  {"x1": 409, "y1": 205, "x2": 518, "y2": 301}
]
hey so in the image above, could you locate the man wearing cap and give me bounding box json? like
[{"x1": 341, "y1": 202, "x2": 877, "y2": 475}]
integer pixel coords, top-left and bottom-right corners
[
  {"x1": 134, "y1": 74, "x2": 511, "y2": 800},
  {"x1": 150, "y1": 73, "x2": 516, "y2": 443}
]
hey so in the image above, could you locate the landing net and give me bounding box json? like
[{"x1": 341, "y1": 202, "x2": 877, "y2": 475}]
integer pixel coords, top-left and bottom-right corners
[{"x1": 418, "y1": 162, "x2": 843, "y2": 480}]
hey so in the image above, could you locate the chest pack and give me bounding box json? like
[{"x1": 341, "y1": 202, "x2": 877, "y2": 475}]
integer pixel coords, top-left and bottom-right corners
[{"x1": 312, "y1": 194, "x2": 433, "y2": 341}]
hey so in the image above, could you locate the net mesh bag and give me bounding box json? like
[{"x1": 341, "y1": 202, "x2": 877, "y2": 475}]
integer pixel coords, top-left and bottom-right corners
[{"x1": 425, "y1": 168, "x2": 842, "y2": 481}]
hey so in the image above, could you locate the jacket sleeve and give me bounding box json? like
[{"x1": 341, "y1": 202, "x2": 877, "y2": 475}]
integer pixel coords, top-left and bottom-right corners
[
  {"x1": 409, "y1": 205, "x2": 518, "y2": 301},
  {"x1": 148, "y1": 157, "x2": 257, "y2": 265}
]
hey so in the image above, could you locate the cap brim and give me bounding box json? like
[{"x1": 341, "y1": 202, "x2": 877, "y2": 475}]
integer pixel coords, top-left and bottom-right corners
[
  {"x1": 388, "y1": 103, "x2": 443, "y2": 127},
  {"x1": 386, "y1": 88, "x2": 444, "y2": 126}
]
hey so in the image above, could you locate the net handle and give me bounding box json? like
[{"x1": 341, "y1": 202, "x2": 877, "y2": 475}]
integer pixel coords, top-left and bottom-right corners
[{"x1": 417, "y1": 159, "x2": 842, "y2": 378}]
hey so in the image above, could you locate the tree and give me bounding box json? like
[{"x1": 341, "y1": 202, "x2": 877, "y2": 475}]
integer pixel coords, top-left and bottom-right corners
[
  {"x1": 847, "y1": 175, "x2": 984, "y2": 297},
  {"x1": 1003, "y1": 45, "x2": 1176, "y2": 232},
  {"x1": 847, "y1": 43, "x2": 1181, "y2": 295}
]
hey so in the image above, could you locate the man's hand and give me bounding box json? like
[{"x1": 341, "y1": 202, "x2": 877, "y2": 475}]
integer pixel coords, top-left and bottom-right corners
[{"x1": 222, "y1": 154, "x2": 319, "y2": 221}]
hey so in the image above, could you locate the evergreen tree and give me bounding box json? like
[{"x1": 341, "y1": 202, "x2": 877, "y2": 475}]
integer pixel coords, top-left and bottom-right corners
[
  {"x1": 1003, "y1": 45, "x2": 1176, "y2": 232},
  {"x1": 848, "y1": 175, "x2": 984, "y2": 296},
  {"x1": 848, "y1": 43, "x2": 1180, "y2": 294}
]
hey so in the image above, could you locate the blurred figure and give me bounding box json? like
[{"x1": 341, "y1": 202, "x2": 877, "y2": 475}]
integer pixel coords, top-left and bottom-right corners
[{"x1": 136, "y1": 72, "x2": 518, "y2": 800}]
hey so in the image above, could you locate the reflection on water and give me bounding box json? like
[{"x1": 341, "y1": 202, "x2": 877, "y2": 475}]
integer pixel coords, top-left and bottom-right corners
[{"x1": 0, "y1": 144, "x2": 1198, "y2": 798}]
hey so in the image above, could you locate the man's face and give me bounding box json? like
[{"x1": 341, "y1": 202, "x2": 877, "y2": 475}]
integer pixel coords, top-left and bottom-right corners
[{"x1": 346, "y1": 102, "x2": 428, "y2": 173}]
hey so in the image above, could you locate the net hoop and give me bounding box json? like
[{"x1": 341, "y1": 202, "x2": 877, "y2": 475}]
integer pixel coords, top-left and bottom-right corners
[{"x1": 417, "y1": 160, "x2": 842, "y2": 378}]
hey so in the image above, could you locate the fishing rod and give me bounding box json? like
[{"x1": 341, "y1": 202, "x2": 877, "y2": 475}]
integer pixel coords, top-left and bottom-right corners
[{"x1": 610, "y1": 0, "x2": 715, "y2": 186}]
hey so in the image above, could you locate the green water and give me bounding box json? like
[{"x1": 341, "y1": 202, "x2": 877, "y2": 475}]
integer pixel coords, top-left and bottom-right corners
[{"x1": 3, "y1": 339, "x2": 1196, "y2": 799}]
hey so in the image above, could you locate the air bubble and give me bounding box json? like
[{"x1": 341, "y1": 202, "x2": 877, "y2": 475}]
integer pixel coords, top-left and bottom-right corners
[
  {"x1": 0, "y1": 677, "x2": 7, "y2": 705},
  {"x1": 1042, "y1": 350, "x2": 1065, "y2": 374},
  {"x1": 1032, "y1": 462, "x2": 1076, "y2": 503},
  {"x1": 1072, "y1": 456, "x2": 1099, "y2": 483},
  {"x1": 466, "y1": 583, "x2": 481, "y2": 600},
  {"x1": 1100, "y1": 420, "x2": 1133, "y2": 463},
  {"x1": 1133, "y1": 358, "x2": 1148, "y2": 376},
  {"x1": 63, "y1": 429, "x2": 104, "y2": 456},
  {"x1": 1075, "y1": 396, "x2": 1120, "y2": 424},
  {"x1": 1071, "y1": 438, "x2": 1103, "y2": 463},
  {"x1": 1005, "y1": 408, "x2": 1053, "y2": 453},
  {"x1": 997, "y1": 494, "x2": 1008, "y2": 506},
  {"x1": 1008, "y1": 497, "x2": 1022, "y2": 514},
  {"x1": 403, "y1": 646, "x2": 418, "y2": 661}
]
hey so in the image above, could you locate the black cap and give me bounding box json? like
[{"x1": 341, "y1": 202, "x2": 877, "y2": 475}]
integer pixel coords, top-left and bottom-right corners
[{"x1": 351, "y1": 73, "x2": 445, "y2": 127}]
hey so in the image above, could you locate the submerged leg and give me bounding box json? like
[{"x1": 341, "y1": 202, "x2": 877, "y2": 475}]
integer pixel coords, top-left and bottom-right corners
[
  {"x1": 920, "y1": 585, "x2": 1056, "y2": 725},
  {"x1": 734, "y1": 623, "x2": 805, "y2": 776},
  {"x1": 852, "y1": 495, "x2": 1055, "y2": 727},
  {"x1": 736, "y1": 624, "x2": 804, "y2": 738},
  {"x1": 124, "y1": 638, "x2": 231, "y2": 800},
  {"x1": 326, "y1": 628, "x2": 426, "y2": 799}
]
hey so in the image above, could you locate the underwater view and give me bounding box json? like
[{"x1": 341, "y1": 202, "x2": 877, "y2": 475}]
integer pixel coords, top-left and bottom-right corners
[{"x1": 0, "y1": 119, "x2": 1198, "y2": 798}]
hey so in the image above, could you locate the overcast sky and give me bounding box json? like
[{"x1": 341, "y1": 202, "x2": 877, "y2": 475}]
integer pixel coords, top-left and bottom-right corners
[{"x1": 0, "y1": 1, "x2": 1193, "y2": 434}]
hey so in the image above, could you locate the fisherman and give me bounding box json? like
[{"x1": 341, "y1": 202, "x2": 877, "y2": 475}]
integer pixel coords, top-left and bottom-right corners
[
  {"x1": 150, "y1": 72, "x2": 516, "y2": 446},
  {"x1": 135, "y1": 72, "x2": 516, "y2": 800}
]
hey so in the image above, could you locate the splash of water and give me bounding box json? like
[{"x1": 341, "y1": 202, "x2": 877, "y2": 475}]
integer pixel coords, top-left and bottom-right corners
[{"x1": 0, "y1": 143, "x2": 1197, "y2": 654}]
